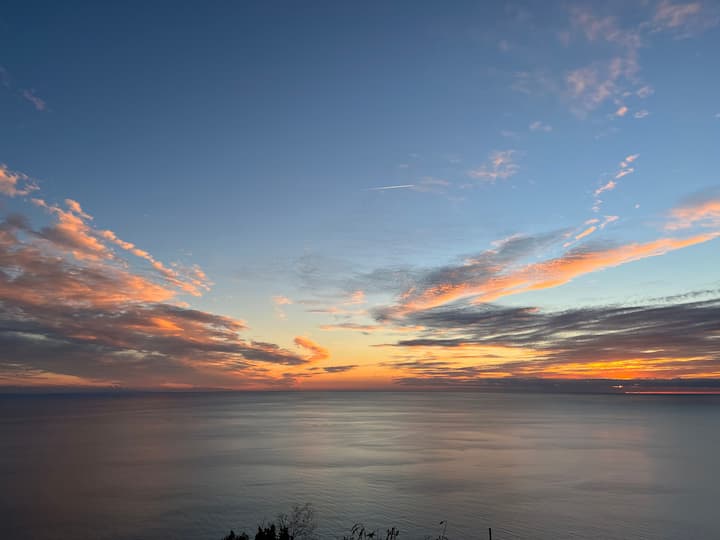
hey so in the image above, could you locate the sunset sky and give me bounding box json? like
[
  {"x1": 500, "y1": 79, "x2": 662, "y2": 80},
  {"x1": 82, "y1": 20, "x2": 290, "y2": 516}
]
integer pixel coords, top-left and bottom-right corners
[{"x1": 1, "y1": 0, "x2": 720, "y2": 391}]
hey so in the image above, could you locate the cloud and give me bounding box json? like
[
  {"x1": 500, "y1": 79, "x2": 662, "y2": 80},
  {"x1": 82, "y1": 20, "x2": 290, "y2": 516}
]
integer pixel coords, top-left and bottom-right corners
[
  {"x1": 319, "y1": 322, "x2": 424, "y2": 334},
  {"x1": 21, "y1": 89, "x2": 46, "y2": 111},
  {"x1": 620, "y1": 154, "x2": 639, "y2": 167},
  {"x1": 666, "y1": 188, "x2": 720, "y2": 230},
  {"x1": 565, "y1": 56, "x2": 639, "y2": 115},
  {"x1": 520, "y1": 4, "x2": 710, "y2": 118},
  {"x1": 636, "y1": 85, "x2": 654, "y2": 98},
  {"x1": 529, "y1": 121, "x2": 552, "y2": 132},
  {"x1": 651, "y1": 1, "x2": 719, "y2": 38},
  {"x1": 569, "y1": 7, "x2": 642, "y2": 49},
  {"x1": 294, "y1": 336, "x2": 330, "y2": 362},
  {"x1": 594, "y1": 180, "x2": 617, "y2": 197},
  {"x1": 374, "y1": 230, "x2": 719, "y2": 317},
  {"x1": 468, "y1": 150, "x2": 519, "y2": 182},
  {"x1": 346, "y1": 290, "x2": 366, "y2": 304},
  {"x1": 593, "y1": 154, "x2": 638, "y2": 212},
  {"x1": 575, "y1": 226, "x2": 597, "y2": 241},
  {"x1": 322, "y1": 364, "x2": 357, "y2": 374},
  {"x1": 28, "y1": 198, "x2": 211, "y2": 296},
  {"x1": 634, "y1": 110, "x2": 650, "y2": 119},
  {"x1": 0, "y1": 164, "x2": 38, "y2": 197},
  {"x1": 615, "y1": 168, "x2": 634, "y2": 179},
  {"x1": 32, "y1": 198, "x2": 115, "y2": 260},
  {"x1": 1, "y1": 166, "x2": 308, "y2": 389},
  {"x1": 272, "y1": 295, "x2": 293, "y2": 320},
  {"x1": 600, "y1": 215, "x2": 619, "y2": 229},
  {"x1": 385, "y1": 296, "x2": 720, "y2": 381}
]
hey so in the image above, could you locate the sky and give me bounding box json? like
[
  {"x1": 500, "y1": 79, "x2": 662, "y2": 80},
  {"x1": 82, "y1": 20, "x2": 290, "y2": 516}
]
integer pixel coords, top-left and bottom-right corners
[{"x1": 1, "y1": 0, "x2": 720, "y2": 392}]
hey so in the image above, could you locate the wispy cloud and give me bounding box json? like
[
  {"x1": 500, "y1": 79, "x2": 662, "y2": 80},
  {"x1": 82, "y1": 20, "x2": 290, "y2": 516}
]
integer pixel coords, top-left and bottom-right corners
[
  {"x1": 373, "y1": 228, "x2": 718, "y2": 318},
  {"x1": 666, "y1": 188, "x2": 720, "y2": 230},
  {"x1": 529, "y1": 120, "x2": 552, "y2": 132},
  {"x1": 513, "y1": 4, "x2": 714, "y2": 118},
  {"x1": 272, "y1": 295, "x2": 293, "y2": 319},
  {"x1": 651, "y1": 1, "x2": 719, "y2": 38},
  {"x1": 593, "y1": 154, "x2": 639, "y2": 212},
  {"x1": 21, "y1": 89, "x2": 46, "y2": 111},
  {"x1": 468, "y1": 150, "x2": 519, "y2": 182},
  {"x1": 0, "y1": 66, "x2": 48, "y2": 112},
  {"x1": 565, "y1": 56, "x2": 639, "y2": 116},
  {"x1": 594, "y1": 180, "x2": 616, "y2": 198},
  {"x1": 346, "y1": 290, "x2": 366, "y2": 305}
]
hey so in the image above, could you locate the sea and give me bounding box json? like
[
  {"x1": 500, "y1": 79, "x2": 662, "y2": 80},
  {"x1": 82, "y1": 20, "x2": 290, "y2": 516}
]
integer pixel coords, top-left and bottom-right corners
[{"x1": 1, "y1": 391, "x2": 719, "y2": 539}]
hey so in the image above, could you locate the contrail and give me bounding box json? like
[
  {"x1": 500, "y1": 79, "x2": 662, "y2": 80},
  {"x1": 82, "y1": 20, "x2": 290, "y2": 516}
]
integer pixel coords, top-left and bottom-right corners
[{"x1": 367, "y1": 184, "x2": 415, "y2": 191}]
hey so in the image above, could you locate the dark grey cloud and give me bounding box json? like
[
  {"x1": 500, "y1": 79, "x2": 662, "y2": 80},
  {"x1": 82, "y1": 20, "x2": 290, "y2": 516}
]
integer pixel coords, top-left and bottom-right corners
[
  {"x1": 382, "y1": 297, "x2": 720, "y2": 379},
  {"x1": 322, "y1": 364, "x2": 358, "y2": 374}
]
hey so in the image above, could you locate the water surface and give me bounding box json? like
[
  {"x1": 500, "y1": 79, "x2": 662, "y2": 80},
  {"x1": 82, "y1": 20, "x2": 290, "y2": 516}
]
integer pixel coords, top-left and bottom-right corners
[{"x1": 1, "y1": 391, "x2": 718, "y2": 539}]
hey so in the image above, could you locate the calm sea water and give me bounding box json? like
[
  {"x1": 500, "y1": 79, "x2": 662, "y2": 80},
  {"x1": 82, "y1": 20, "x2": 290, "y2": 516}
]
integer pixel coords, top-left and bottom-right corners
[{"x1": 1, "y1": 392, "x2": 719, "y2": 540}]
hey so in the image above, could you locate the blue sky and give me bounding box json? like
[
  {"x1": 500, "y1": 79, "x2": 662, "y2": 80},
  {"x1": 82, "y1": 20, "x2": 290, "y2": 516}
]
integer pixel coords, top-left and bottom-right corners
[{"x1": 1, "y1": 0, "x2": 720, "y2": 389}]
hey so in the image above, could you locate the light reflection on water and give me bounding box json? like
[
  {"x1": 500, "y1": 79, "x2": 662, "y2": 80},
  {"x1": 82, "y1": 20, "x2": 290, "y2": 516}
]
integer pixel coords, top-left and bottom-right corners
[{"x1": 1, "y1": 391, "x2": 719, "y2": 539}]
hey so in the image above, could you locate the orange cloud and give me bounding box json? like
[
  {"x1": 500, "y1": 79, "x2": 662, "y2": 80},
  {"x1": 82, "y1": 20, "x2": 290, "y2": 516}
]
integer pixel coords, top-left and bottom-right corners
[
  {"x1": 394, "y1": 233, "x2": 720, "y2": 314},
  {"x1": 294, "y1": 336, "x2": 330, "y2": 362},
  {"x1": 620, "y1": 154, "x2": 639, "y2": 167},
  {"x1": 0, "y1": 164, "x2": 38, "y2": 197},
  {"x1": 575, "y1": 226, "x2": 597, "y2": 240},
  {"x1": 30, "y1": 197, "x2": 211, "y2": 296},
  {"x1": 666, "y1": 195, "x2": 720, "y2": 230},
  {"x1": 0, "y1": 166, "x2": 310, "y2": 389},
  {"x1": 594, "y1": 180, "x2": 616, "y2": 197},
  {"x1": 32, "y1": 198, "x2": 114, "y2": 260},
  {"x1": 600, "y1": 215, "x2": 619, "y2": 229}
]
